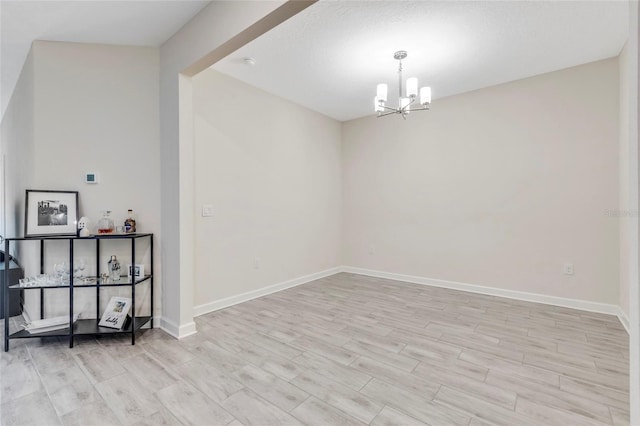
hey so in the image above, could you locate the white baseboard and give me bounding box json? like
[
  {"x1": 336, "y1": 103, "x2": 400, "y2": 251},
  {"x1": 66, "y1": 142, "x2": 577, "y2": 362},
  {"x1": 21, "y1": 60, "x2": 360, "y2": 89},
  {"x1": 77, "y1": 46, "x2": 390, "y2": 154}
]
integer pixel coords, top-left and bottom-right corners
[
  {"x1": 159, "y1": 316, "x2": 197, "y2": 339},
  {"x1": 615, "y1": 307, "x2": 631, "y2": 335},
  {"x1": 191, "y1": 264, "x2": 629, "y2": 336},
  {"x1": 151, "y1": 315, "x2": 163, "y2": 331},
  {"x1": 342, "y1": 266, "x2": 628, "y2": 331},
  {"x1": 193, "y1": 266, "x2": 343, "y2": 318}
]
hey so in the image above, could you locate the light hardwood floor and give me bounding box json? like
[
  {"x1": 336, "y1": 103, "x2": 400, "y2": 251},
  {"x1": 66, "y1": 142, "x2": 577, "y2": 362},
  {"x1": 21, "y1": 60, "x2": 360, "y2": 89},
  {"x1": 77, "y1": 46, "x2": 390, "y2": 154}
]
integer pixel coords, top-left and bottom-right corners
[{"x1": 0, "y1": 273, "x2": 630, "y2": 425}]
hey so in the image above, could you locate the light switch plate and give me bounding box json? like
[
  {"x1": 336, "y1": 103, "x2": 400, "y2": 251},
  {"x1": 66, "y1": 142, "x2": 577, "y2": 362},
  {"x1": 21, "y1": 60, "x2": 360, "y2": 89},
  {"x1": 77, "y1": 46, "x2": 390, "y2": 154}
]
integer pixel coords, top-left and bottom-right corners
[{"x1": 202, "y1": 204, "x2": 214, "y2": 217}]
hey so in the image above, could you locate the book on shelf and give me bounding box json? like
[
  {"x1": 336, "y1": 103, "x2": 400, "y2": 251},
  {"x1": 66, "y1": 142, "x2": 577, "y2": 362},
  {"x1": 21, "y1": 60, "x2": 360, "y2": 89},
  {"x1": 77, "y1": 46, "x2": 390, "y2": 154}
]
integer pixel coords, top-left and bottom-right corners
[{"x1": 99, "y1": 297, "x2": 132, "y2": 329}]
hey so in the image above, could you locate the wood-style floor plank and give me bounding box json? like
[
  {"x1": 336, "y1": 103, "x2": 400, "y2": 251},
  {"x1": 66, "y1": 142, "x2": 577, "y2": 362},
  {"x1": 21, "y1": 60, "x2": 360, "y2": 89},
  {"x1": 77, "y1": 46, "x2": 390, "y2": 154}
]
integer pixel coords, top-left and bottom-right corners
[{"x1": 0, "y1": 272, "x2": 630, "y2": 426}]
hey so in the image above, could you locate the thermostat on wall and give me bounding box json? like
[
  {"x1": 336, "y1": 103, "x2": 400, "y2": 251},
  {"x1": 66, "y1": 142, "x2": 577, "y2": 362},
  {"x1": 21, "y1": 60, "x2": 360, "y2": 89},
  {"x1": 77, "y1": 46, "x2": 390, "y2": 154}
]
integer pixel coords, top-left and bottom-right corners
[{"x1": 85, "y1": 172, "x2": 99, "y2": 184}]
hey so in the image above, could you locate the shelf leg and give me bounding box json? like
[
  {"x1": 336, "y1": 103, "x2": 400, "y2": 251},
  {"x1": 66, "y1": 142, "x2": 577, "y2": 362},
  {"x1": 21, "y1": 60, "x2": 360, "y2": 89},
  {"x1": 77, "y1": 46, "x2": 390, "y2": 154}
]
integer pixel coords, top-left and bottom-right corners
[
  {"x1": 69, "y1": 239, "x2": 74, "y2": 349},
  {"x1": 131, "y1": 237, "x2": 135, "y2": 345},
  {"x1": 40, "y1": 240, "x2": 44, "y2": 319},
  {"x1": 96, "y1": 239, "x2": 100, "y2": 323},
  {"x1": 150, "y1": 235, "x2": 154, "y2": 329},
  {"x1": 4, "y1": 238, "x2": 10, "y2": 352}
]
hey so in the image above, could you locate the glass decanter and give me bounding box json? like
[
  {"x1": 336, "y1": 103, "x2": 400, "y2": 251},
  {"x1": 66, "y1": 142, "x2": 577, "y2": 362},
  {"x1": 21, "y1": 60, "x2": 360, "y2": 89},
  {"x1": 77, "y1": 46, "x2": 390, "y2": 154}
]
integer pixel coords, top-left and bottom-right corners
[
  {"x1": 108, "y1": 255, "x2": 121, "y2": 281},
  {"x1": 97, "y1": 211, "x2": 115, "y2": 234}
]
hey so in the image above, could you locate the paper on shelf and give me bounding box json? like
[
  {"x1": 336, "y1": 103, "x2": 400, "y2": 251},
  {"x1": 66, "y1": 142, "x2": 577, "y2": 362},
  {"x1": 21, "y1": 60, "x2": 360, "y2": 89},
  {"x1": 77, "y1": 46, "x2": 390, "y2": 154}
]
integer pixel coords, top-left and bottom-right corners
[{"x1": 22, "y1": 314, "x2": 79, "y2": 334}]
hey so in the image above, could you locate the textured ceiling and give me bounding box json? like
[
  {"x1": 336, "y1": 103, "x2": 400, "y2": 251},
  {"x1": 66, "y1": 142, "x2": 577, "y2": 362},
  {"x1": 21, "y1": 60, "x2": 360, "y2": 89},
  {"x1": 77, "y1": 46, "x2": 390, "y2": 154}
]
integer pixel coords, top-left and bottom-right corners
[
  {"x1": 1, "y1": 1, "x2": 629, "y2": 122},
  {"x1": 213, "y1": 1, "x2": 629, "y2": 122},
  {"x1": 1, "y1": 0, "x2": 211, "y2": 116}
]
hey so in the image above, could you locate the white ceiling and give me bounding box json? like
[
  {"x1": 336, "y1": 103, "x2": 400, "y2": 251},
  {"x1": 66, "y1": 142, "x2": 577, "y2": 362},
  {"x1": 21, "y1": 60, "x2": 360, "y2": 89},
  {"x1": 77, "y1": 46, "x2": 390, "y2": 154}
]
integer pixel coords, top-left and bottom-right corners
[
  {"x1": 213, "y1": 1, "x2": 629, "y2": 122},
  {"x1": 0, "y1": 0, "x2": 211, "y2": 116},
  {"x1": 0, "y1": 1, "x2": 629, "y2": 122}
]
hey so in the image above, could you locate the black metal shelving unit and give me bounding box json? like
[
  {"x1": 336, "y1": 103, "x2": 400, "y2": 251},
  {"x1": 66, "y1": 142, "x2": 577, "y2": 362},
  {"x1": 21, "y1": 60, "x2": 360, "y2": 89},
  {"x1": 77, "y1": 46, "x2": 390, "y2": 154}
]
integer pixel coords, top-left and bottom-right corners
[{"x1": 3, "y1": 233, "x2": 153, "y2": 351}]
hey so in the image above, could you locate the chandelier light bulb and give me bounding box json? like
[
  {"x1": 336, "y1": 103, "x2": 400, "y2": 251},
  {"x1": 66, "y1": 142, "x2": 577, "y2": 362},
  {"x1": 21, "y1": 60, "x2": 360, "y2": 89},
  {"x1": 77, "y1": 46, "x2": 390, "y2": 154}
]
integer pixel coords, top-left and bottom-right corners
[
  {"x1": 406, "y1": 77, "x2": 418, "y2": 98},
  {"x1": 420, "y1": 86, "x2": 432, "y2": 106},
  {"x1": 376, "y1": 84, "x2": 388, "y2": 103},
  {"x1": 374, "y1": 96, "x2": 384, "y2": 112}
]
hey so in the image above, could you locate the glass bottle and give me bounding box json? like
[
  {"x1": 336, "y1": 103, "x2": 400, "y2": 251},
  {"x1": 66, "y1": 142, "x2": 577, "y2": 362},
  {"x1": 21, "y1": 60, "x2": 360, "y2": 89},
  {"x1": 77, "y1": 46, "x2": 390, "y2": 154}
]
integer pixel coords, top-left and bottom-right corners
[
  {"x1": 108, "y1": 255, "x2": 121, "y2": 281},
  {"x1": 97, "y1": 211, "x2": 114, "y2": 234},
  {"x1": 124, "y1": 209, "x2": 136, "y2": 233}
]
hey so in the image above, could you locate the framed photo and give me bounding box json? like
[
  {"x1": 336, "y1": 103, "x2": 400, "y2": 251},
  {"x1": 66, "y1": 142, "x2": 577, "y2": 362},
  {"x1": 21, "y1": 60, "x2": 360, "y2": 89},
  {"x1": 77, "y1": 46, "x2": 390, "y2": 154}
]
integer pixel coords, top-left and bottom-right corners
[
  {"x1": 127, "y1": 264, "x2": 145, "y2": 279},
  {"x1": 99, "y1": 296, "x2": 132, "y2": 329},
  {"x1": 25, "y1": 190, "x2": 79, "y2": 237}
]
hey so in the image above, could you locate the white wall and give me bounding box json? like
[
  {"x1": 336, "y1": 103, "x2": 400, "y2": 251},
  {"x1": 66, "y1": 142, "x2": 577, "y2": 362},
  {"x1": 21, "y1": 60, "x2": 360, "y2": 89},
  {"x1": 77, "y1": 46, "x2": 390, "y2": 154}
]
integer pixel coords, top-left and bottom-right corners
[
  {"x1": 620, "y1": 1, "x2": 640, "y2": 423},
  {"x1": 343, "y1": 58, "x2": 620, "y2": 305},
  {"x1": 31, "y1": 41, "x2": 160, "y2": 236},
  {"x1": 13, "y1": 41, "x2": 160, "y2": 319},
  {"x1": 619, "y1": 41, "x2": 631, "y2": 320},
  {"x1": 1, "y1": 47, "x2": 35, "y2": 243},
  {"x1": 1, "y1": 47, "x2": 38, "y2": 321},
  {"x1": 159, "y1": 0, "x2": 298, "y2": 336},
  {"x1": 191, "y1": 69, "x2": 341, "y2": 309}
]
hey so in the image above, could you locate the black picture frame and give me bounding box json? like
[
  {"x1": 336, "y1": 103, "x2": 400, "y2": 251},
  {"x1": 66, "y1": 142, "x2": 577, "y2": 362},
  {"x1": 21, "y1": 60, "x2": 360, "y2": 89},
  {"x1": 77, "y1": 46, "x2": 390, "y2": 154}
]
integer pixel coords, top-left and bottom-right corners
[{"x1": 25, "y1": 190, "x2": 79, "y2": 237}]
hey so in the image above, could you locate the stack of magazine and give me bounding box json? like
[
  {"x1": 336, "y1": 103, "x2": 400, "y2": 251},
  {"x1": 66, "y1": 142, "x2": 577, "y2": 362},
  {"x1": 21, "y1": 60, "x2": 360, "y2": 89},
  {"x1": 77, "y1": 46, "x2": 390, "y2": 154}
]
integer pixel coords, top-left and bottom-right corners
[{"x1": 22, "y1": 314, "x2": 79, "y2": 334}]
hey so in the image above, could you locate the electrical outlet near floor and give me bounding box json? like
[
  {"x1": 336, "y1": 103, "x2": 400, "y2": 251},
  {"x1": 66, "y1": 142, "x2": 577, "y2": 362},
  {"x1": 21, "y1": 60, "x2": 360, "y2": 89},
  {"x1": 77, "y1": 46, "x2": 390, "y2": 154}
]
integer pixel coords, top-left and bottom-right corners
[{"x1": 563, "y1": 263, "x2": 574, "y2": 275}]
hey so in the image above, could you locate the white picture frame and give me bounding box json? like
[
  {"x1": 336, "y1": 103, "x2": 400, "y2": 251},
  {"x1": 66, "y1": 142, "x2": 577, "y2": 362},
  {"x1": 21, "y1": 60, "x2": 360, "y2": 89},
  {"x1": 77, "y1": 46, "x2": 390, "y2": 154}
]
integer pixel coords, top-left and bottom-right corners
[
  {"x1": 99, "y1": 297, "x2": 132, "y2": 329},
  {"x1": 127, "y1": 264, "x2": 145, "y2": 279}
]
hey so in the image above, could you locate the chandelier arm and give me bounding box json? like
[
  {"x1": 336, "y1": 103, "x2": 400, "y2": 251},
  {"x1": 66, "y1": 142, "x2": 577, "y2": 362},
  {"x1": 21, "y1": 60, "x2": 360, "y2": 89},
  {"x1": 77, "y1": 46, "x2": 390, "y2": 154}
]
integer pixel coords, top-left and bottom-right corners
[
  {"x1": 407, "y1": 106, "x2": 430, "y2": 112},
  {"x1": 407, "y1": 106, "x2": 429, "y2": 111},
  {"x1": 381, "y1": 104, "x2": 399, "y2": 111},
  {"x1": 377, "y1": 110, "x2": 399, "y2": 117}
]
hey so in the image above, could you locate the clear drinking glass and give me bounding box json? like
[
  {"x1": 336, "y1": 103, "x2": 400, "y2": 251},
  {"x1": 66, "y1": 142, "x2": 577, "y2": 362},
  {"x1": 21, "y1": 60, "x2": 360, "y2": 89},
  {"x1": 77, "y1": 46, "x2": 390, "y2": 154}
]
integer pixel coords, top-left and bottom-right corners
[{"x1": 77, "y1": 258, "x2": 86, "y2": 278}]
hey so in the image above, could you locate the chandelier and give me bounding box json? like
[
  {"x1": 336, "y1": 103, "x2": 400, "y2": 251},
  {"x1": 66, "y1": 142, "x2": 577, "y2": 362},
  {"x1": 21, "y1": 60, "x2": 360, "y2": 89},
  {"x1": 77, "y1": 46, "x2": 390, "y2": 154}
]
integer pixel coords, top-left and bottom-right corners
[{"x1": 374, "y1": 51, "x2": 431, "y2": 119}]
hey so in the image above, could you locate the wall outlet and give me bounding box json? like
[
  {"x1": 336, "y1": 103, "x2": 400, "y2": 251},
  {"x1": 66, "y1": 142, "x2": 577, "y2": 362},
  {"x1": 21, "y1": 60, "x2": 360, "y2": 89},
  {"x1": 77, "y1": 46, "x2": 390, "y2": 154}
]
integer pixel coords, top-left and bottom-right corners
[
  {"x1": 202, "y1": 204, "x2": 214, "y2": 217},
  {"x1": 563, "y1": 263, "x2": 574, "y2": 275},
  {"x1": 253, "y1": 257, "x2": 261, "y2": 269},
  {"x1": 368, "y1": 244, "x2": 375, "y2": 255}
]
